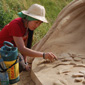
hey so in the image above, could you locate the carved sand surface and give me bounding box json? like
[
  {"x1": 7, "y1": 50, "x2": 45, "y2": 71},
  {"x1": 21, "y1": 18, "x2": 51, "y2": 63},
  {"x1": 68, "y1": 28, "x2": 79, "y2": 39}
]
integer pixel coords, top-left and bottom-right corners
[{"x1": 30, "y1": 0, "x2": 85, "y2": 85}]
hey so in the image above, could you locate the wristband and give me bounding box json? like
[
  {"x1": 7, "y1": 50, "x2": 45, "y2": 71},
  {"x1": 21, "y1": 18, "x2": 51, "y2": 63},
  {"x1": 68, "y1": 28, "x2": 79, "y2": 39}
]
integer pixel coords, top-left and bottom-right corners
[{"x1": 43, "y1": 53, "x2": 45, "y2": 59}]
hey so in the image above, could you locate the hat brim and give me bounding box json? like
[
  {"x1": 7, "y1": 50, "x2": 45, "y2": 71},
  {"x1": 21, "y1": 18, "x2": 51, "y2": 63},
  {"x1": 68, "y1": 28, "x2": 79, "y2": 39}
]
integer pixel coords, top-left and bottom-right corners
[{"x1": 22, "y1": 10, "x2": 48, "y2": 23}]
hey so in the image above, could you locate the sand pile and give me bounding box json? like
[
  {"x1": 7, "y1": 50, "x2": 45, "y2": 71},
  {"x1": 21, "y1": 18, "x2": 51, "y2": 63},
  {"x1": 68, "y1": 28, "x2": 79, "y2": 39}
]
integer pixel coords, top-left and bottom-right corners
[{"x1": 30, "y1": 0, "x2": 85, "y2": 85}]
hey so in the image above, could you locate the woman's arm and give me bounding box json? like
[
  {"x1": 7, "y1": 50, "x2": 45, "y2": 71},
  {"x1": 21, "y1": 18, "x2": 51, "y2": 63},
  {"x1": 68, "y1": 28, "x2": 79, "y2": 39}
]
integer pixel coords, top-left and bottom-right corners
[
  {"x1": 13, "y1": 36, "x2": 43, "y2": 57},
  {"x1": 13, "y1": 36, "x2": 57, "y2": 61}
]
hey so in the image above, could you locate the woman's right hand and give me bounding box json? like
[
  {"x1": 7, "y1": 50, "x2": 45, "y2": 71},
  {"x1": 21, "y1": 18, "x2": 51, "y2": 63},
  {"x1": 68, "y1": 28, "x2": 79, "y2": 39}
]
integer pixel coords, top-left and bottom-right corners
[{"x1": 43, "y1": 52, "x2": 57, "y2": 61}]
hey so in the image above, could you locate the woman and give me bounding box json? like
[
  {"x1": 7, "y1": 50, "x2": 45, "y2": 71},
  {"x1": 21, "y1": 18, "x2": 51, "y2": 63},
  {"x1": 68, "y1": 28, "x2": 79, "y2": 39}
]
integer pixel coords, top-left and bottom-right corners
[{"x1": 0, "y1": 4, "x2": 57, "y2": 72}]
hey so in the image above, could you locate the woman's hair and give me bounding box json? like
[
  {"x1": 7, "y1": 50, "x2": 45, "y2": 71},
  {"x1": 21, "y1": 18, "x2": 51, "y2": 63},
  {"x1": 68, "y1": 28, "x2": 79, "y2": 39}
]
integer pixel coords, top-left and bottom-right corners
[
  {"x1": 27, "y1": 28, "x2": 34, "y2": 48},
  {"x1": 22, "y1": 18, "x2": 34, "y2": 49},
  {"x1": 19, "y1": 12, "x2": 35, "y2": 48}
]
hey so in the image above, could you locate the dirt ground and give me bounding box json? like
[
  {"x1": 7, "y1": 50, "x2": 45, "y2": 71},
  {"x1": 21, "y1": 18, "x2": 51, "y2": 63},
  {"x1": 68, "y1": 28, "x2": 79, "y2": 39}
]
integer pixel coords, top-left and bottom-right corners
[{"x1": 17, "y1": 71, "x2": 35, "y2": 85}]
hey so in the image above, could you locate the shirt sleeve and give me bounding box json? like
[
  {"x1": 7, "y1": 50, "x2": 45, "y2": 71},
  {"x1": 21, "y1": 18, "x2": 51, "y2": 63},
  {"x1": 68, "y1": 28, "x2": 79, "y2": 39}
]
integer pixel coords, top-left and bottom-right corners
[{"x1": 8, "y1": 21, "x2": 23, "y2": 37}]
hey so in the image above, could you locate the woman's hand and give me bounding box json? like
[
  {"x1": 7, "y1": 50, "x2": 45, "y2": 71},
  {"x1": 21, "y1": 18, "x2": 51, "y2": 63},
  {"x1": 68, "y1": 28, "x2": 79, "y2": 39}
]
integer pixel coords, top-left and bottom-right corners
[{"x1": 43, "y1": 52, "x2": 57, "y2": 61}]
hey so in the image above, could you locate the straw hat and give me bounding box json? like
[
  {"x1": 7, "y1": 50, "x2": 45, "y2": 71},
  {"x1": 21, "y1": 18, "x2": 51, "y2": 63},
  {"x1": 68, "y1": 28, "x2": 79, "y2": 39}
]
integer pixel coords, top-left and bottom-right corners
[{"x1": 21, "y1": 4, "x2": 48, "y2": 23}]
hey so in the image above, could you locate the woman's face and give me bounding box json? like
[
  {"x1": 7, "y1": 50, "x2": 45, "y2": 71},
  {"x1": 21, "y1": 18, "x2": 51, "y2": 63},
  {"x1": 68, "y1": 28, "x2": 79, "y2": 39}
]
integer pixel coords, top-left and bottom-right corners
[{"x1": 27, "y1": 20, "x2": 43, "y2": 30}]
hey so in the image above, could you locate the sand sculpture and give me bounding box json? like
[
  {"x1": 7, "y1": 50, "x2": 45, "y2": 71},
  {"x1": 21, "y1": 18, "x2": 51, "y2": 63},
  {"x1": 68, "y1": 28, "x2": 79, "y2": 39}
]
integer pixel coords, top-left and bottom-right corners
[
  {"x1": 31, "y1": 0, "x2": 85, "y2": 85},
  {"x1": 18, "y1": 0, "x2": 85, "y2": 85}
]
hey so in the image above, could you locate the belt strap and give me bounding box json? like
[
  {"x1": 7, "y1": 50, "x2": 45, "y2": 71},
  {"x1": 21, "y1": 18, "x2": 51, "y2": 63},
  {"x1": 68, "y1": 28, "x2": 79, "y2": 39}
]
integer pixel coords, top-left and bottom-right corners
[{"x1": 0, "y1": 58, "x2": 17, "y2": 73}]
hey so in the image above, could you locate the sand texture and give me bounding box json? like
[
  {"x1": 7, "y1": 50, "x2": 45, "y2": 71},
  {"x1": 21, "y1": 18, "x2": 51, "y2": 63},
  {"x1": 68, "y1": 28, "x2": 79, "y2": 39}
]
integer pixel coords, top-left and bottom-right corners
[{"x1": 17, "y1": 71, "x2": 35, "y2": 85}]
